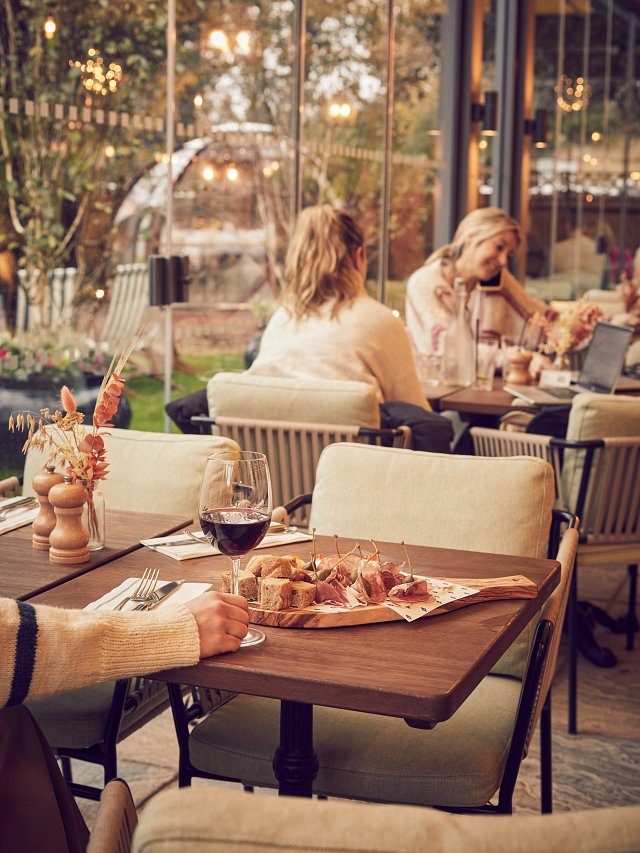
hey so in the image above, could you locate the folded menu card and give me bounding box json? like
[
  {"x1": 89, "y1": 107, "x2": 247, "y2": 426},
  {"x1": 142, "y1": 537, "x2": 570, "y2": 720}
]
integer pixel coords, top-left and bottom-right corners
[
  {"x1": 85, "y1": 577, "x2": 212, "y2": 612},
  {"x1": 140, "y1": 528, "x2": 313, "y2": 561}
]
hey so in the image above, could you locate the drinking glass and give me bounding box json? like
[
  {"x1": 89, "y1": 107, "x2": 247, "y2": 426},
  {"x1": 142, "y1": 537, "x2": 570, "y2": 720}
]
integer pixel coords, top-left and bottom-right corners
[
  {"x1": 199, "y1": 450, "x2": 272, "y2": 647},
  {"x1": 474, "y1": 338, "x2": 499, "y2": 390}
]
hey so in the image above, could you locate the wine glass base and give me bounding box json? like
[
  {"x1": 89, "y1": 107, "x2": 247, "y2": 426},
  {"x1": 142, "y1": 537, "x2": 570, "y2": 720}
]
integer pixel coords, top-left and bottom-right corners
[{"x1": 241, "y1": 626, "x2": 266, "y2": 647}]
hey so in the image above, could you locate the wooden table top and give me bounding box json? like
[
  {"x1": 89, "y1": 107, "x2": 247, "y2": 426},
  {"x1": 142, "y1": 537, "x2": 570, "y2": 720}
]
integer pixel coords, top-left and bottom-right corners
[
  {"x1": 429, "y1": 377, "x2": 534, "y2": 418},
  {"x1": 431, "y1": 374, "x2": 640, "y2": 418},
  {"x1": 1, "y1": 510, "x2": 189, "y2": 600},
  {"x1": 31, "y1": 532, "x2": 560, "y2": 728}
]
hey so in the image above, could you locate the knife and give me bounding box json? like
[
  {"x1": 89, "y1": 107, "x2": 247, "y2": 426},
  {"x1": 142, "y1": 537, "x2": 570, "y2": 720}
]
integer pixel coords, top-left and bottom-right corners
[
  {"x1": 133, "y1": 580, "x2": 186, "y2": 611},
  {"x1": 145, "y1": 533, "x2": 207, "y2": 548}
]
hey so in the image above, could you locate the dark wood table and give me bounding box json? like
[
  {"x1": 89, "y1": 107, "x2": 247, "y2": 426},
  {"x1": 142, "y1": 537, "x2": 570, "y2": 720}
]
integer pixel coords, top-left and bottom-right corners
[
  {"x1": 430, "y1": 374, "x2": 640, "y2": 419},
  {"x1": 1, "y1": 510, "x2": 189, "y2": 600},
  {"x1": 31, "y1": 533, "x2": 560, "y2": 796},
  {"x1": 429, "y1": 377, "x2": 535, "y2": 418}
]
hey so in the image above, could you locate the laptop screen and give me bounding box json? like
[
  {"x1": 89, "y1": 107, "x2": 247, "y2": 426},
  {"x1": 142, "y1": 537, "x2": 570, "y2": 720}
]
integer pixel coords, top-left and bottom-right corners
[{"x1": 577, "y1": 322, "x2": 633, "y2": 393}]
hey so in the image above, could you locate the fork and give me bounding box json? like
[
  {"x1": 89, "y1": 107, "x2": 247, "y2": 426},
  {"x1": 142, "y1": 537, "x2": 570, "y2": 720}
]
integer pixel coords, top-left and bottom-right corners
[
  {"x1": 0, "y1": 497, "x2": 37, "y2": 522},
  {"x1": 115, "y1": 568, "x2": 159, "y2": 611}
]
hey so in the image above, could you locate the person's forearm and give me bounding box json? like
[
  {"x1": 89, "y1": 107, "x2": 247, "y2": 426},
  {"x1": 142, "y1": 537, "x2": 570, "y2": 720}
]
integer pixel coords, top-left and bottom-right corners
[{"x1": 1, "y1": 598, "x2": 200, "y2": 707}]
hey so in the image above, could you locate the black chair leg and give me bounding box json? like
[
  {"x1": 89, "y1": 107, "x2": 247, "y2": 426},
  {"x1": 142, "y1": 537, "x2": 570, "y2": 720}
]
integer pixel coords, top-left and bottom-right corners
[
  {"x1": 60, "y1": 755, "x2": 73, "y2": 783},
  {"x1": 628, "y1": 565, "x2": 638, "y2": 652},
  {"x1": 540, "y1": 693, "x2": 553, "y2": 813},
  {"x1": 168, "y1": 682, "x2": 194, "y2": 787}
]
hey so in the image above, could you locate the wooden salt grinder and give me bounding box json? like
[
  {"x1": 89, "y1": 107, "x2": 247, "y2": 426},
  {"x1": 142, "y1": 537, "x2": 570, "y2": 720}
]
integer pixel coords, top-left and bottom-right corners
[
  {"x1": 505, "y1": 350, "x2": 534, "y2": 385},
  {"x1": 32, "y1": 465, "x2": 64, "y2": 551},
  {"x1": 48, "y1": 478, "x2": 90, "y2": 565}
]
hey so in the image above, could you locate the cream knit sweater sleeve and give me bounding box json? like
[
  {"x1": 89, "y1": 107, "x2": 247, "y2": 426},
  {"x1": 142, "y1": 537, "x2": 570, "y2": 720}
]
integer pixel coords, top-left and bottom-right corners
[{"x1": 0, "y1": 597, "x2": 201, "y2": 708}]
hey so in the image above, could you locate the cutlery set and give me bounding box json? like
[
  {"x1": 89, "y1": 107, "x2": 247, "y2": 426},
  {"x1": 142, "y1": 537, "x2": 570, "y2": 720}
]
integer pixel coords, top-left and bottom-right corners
[
  {"x1": 0, "y1": 497, "x2": 37, "y2": 522},
  {"x1": 114, "y1": 567, "x2": 185, "y2": 611}
]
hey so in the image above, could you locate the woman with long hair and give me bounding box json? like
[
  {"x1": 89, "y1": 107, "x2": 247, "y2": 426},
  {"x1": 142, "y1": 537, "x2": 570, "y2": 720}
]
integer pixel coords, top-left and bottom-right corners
[
  {"x1": 406, "y1": 207, "x2": 549, "y2": 356},
  {"x1": 250, "y1": 204, "x2": 427, "y2": 408}
]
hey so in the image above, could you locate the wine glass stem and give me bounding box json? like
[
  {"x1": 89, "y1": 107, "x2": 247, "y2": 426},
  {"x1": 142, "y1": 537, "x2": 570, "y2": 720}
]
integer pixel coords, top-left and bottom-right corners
[{"x1": 231, "y1": 557, "x2": 241, "y2": 595}]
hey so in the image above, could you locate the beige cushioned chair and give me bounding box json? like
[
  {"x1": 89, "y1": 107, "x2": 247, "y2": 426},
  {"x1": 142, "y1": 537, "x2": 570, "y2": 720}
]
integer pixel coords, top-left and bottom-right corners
[
  {"x1": 128, "y1": 787, "x2": 640, "y2": 853},
  {"x1": 172, "y1": 444, "x2": 577, "y2": 814},
  {"x1": 25, "y1": 428, "x2": 240, "y2": 800},
  {"x1": 472, "y1": 392, "x2": 640, "y2": 734},
  {"x1": 23, "y1": 427, "x2": 240, "y2": 521},
  {"x1": 200, "y1": 373, "x2": 410, "y2": 523}
]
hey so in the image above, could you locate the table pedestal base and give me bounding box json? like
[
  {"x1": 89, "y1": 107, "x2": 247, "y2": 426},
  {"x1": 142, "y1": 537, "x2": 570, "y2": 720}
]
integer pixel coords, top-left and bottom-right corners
[{"x1": 273, "y1": 700, "x2": 319, "y2": 797}]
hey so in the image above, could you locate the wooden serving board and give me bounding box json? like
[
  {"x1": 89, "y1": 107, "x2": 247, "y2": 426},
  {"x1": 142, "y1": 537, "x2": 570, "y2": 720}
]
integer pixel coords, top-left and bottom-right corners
[{"x1": 249, "y1": 574, "x2": 538, "y2": 629}]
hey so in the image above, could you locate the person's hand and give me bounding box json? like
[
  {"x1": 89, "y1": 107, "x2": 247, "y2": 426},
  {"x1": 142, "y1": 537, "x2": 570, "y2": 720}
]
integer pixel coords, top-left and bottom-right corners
[{"x1": 185, "y1": 591, "x2": 250, "y2": 657}]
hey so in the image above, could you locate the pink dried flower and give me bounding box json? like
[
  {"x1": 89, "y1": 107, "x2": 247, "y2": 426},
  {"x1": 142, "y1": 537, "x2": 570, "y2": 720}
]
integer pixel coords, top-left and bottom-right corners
[{"x1": 60, "y1": 385, "x2": 77, "y2": 413}]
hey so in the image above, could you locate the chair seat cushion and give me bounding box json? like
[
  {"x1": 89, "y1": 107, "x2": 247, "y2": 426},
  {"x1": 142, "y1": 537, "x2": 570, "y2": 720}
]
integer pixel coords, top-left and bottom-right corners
[
  {"x1": 27, "y1": 680, "x2": 169, "y2": 748},
  {"x1": 189, "y1": 674, "x2": 521, "y2": 808},
  {"x1": 27, "y1": 681, "x2": 120, "y2": 747}
]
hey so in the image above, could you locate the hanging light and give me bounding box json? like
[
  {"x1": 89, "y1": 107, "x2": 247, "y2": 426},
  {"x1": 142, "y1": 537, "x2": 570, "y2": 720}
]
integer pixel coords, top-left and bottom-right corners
[
  {"x1": 43, "y1": 15, "x2": 57, "y2": 39},
  {"x1": 236, "y1": 31, "x2": 251, "y2": 54},
  {"x1": 209, "y1": 29, "x2": 229, "y2": 51}
]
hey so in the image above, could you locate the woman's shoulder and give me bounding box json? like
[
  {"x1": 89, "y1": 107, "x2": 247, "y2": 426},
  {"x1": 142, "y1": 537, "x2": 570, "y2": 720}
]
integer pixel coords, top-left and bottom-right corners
[
  {"x1": 347, "y1": 294, "x2": 399, "y2": 323},
  {"x1": 407, "y1": 259, "x2": 444, "y2": 290}
]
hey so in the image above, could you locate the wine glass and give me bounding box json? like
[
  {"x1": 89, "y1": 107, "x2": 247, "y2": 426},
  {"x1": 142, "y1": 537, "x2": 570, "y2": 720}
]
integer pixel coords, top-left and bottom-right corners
[{"x1": 199, "y1": 450, "x2": 272, "y2": 647}]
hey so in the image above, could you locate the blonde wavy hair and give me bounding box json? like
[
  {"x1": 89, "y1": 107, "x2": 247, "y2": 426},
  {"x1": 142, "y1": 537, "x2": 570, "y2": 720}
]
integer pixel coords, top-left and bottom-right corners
[
  {"x1": 426, "y1": 207, "x2": 522, "y2": 267},
  {"x1": 280, "y1": 204, "x2": 365, "y2": 319}
]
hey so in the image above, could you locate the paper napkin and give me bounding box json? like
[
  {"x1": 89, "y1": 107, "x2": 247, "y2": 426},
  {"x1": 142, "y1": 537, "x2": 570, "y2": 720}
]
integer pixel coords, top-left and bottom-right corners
[
  {"x1": 140, "y1": 529, "x2": 313, "y2": 561},
  {"x1": 85, "y1": 577, "x2": 212, "y2": 612}
]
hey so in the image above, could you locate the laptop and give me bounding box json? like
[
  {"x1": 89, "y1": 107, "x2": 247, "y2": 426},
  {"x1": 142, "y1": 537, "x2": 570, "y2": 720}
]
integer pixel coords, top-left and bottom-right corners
[{"x1": 504, "y1": 321, "x2": 634, "y2": 406}]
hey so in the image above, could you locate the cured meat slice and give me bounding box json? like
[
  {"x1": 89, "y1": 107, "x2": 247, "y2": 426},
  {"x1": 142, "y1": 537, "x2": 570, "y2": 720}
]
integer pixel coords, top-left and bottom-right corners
[{"x1": 387, "y1": 577, "x2": 436, "y2": 604}]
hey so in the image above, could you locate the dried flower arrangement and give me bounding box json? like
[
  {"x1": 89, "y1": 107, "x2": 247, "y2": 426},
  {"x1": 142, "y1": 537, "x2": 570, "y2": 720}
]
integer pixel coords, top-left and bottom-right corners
[
  {"x1": 8, "y1": 336, "x2": 138, "y2": 542},
  {"x1": 529, "y1": 299, "x2": 604, "y2": 362}
]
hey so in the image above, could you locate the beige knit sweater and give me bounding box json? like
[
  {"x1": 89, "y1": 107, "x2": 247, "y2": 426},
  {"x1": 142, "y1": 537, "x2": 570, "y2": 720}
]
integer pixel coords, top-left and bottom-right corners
[
  {"x1": 0, "y1": 597, "x2": 200, "y2": 708},
  {"x1": 250, "y1": 295, "x2": 429, "y2": 409}
]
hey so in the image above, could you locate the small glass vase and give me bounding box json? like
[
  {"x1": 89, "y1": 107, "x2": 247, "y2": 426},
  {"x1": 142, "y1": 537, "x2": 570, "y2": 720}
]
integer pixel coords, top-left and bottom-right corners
[
  {"x1": 553, "y1": 352, "x2": 571, "y2": 370},
  {"x1": 81, "y1": 480, "x2": 106, "y2": 551}
]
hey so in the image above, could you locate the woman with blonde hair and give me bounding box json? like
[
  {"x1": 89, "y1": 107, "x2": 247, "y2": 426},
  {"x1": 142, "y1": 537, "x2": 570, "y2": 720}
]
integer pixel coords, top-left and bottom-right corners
[
  {"x1": 250, "y1": 204, "x2": 429, "y2": 409},
  {"x1": 406, "y1": 207, "x2": 549, "y2": 356},
  {"x1": 167, "y1": 205, "x2": 452, "y2": 451}
]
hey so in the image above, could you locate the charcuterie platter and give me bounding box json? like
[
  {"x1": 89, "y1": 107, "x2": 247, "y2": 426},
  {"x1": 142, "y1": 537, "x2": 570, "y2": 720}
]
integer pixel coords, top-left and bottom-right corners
[
  {"x1": 228, "y1": 549, "x2": 539, "y2": 630},
  {"x1": 249, "y1": 573, "x2": 538, "y2": 628}
]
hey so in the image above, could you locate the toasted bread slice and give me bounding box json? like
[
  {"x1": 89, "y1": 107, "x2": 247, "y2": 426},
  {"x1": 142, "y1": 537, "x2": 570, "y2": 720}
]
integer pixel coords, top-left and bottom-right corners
[
  {"x1": 259, "y1": 577, "x2": 293, "y2": 611},
  {"x1": 220, "y1": 569, "x2": 258, "y2": 601}
]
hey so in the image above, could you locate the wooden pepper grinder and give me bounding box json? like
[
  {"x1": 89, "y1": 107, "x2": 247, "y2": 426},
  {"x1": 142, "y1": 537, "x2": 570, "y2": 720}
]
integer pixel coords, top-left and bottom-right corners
[
  {"x1": 48, "y1": 477, "x2": 90, "y2": 565},
  {"x1": 32, "y1": 464, "x2": 64, "y2": 551},
  {"x1": 505, "y1": 350, "x2": 534, "y2": 385}
]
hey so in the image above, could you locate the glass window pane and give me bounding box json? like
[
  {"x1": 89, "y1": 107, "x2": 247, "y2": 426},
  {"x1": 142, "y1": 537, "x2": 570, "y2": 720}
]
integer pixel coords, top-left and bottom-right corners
[{"x1": 527, "y1": 0, "x2": 640, "y2": 303}]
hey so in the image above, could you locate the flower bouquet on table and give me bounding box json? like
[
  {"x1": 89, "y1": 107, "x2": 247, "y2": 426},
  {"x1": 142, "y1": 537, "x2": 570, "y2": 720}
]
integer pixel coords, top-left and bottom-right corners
[
  {"x1": 529, "y1": 299, "x2": 604, "y2": 371},
  {"x1": 8, "y1": 336, "x2": 137, "y2": 549}
]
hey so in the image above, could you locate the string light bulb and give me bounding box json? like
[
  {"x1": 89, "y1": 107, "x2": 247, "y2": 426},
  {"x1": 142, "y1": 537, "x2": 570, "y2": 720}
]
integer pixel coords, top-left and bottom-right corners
[
  {"x1": 209, "y1": 29, "x2": 229, "y2": 50},
  {"x1": 44, "y1": 15, "x2": 56, "y2": 39},
  {"x1": 236, "y1": 31, "x2": 251, "y2": 53},
  {"x1": 194, "y1": 93, "x2": 203, "y2": 109}
]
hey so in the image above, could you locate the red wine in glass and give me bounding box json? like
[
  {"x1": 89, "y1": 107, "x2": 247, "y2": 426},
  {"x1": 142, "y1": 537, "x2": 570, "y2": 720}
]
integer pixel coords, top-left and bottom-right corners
[
  {"x1": 199, "y1": 450, "x2": 272, "y2": 647},
  {"x1": 200, "y1": 507, "x2": 271, "y2": 556}
]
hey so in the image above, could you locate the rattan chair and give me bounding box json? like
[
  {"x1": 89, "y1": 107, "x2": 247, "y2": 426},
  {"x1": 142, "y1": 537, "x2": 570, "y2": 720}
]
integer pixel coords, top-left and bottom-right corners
[
  {"x1": 169, "y1": 444, "x2": 577, "y2": 814},
  {"x1": 471, "y1": 392, "x2": 640, "y2": 734},
  {"x1": 87, "y1": 778, "x2": 138, "y2": 853},
  {"x1": 194, "y1": 374, "x2": 412, "y2": 525}
]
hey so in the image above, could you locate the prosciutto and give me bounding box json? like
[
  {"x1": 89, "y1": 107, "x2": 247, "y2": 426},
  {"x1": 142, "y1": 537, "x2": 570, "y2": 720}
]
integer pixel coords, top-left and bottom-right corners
[
  {"x1": 315, "y1": 578, "x2": 350, "y2": 606},
  {"x1": 352, "y1": 564, "x2": 388, "y2": 604},
  {"x1": 387, "y1": 577, "x2": 436, "y2": 605}
]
